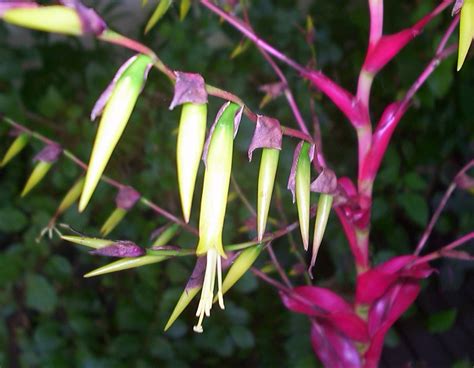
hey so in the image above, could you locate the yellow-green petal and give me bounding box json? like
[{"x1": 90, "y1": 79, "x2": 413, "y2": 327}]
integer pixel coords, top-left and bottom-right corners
[
  {"x1": 257, "y1": 148, "x2": 279, "y2": 241},
  {"x1": 177, "y1": 103, "x2": 207, "y2": 223},
  {"x1": 100, "y1": 208, "x2": 127, "y2": 236},
  {"x1": 1, "y1": 133, "x2": 29, "y2": 167},
  {"x1": 21, "y1": 161, "x2": 52, "y2": 197},
  {"x1": 3, "y1": 6, "x2": 82, "y2": 35}
]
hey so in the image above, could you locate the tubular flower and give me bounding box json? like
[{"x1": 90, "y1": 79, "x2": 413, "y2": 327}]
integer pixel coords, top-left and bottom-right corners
[
  {"x1": 309, "y1": 168, "x2": 337, "y2": 275},
  {"x1": 169, "y1": 72, "x2": 208, "y2": 223},
  {"x1": 193, "y1": 102, "x2": 242, "y2": 333},
  {"x1": 288, "y1": 141, "x2": 314, "y2": 251},
  {"x1": 79, "y1": 54, "x2": 152, "y2": 211},
  {"x1": 248, "y1": 116, "x2": 283, "y2": 241}
]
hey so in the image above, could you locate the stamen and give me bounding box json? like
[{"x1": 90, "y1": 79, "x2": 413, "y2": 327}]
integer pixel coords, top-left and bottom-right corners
[{"x1": 193, "y1": 248, "x2": 226, "y2": 333}]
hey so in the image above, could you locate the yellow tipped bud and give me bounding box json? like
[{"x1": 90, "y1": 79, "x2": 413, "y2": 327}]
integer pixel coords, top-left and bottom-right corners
[
  {"x1": 1, "y1": 133, "x2": 29, "y2": 167},
  {"x1": 177, "y1": 103, "x2": 207, "y2": 223},
  {"x1": 21, "y1": 161, "x2": 52, "y2": 197}
]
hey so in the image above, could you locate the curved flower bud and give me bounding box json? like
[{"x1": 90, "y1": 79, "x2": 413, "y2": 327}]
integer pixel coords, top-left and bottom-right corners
[
  {"x1": 194, "y1": 102, "x2": 242, "y2": 333},
  {"x1": 21, "y1": 143, "x2": 62, "y2": 197},
  {"x1": 2, "y1": 2, "x2": 106, "y2": 36},
  {"x1": 1, "y1": 132, "x2": 29, "y2": 167},
  {"x1": 170, "y1": 72, "x2": 208, "y2": 223},
  {"x1": 100, "y1": 186, "x2": 140, "y2": 236},
  {"x1": 220, "y1": 243, "x2": 263, "y2": 296},
  {"x1": 79, "y1": 55, "x2": 152, "y2": 211},
  {"x1": 249, "y1": 115, "x2": 282, "y2": 241},
  {"x1": 458, "y1": 0, "x2": 474, "y2": 71},
  {"x1": 288, "y1": 141, "x2": 314, "y2": 250}
]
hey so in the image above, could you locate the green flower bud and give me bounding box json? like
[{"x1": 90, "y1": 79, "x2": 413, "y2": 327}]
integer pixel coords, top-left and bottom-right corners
[
  {"x1": 177, "y1": 103, "x2": 207, "y2": 223},
  {"x1": 56, "y1": 177, "x2": 85, "y2": 215},
  {"x1": 1, "y1": 132, "x2": 29, "y2": 167},
  {"x1": 79, "y1": 54, "x2": 152, "y2": 212},
  {"x1": 220, "y1": 244, "x2": 263, "y2": 296},
  {"x1": 309, "y1": 194, "x2": 333, "y2": 275},
  {"x1": 61, "y1": 235, "x2": 112, "y2": 249},
  {"x1": 21, "y1": 161, "x2": 52, "y2": 197},
  {"x1": 164, "y1": 286, "x2": 201, "y2": 332},
  {"x1": 295, "y1": 142, "x2": 312, "y2": 250},
  {"x1": 152, "y1": 223, "x2": 180, "y2": 247},
  {"x1": 257, "y1": 148, "x2": 279, "y2": 241},
  {"x1": 100, "y1": 208, "x2": 127, "y2": 236},
  {"x1": 84, "y1": 255, "x2": 168, "y2": 278},
  {"x1": 2, "y1": 3, "x2": 106, "y2": 36},
  {"x1": 3, "y1": 6, "x2": 82, "y2": 35}
]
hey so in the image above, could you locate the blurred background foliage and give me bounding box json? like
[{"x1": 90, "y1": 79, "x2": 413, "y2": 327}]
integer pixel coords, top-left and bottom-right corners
[{"x1": 0, "y1": 0, "x2": 473, "y2": 367}]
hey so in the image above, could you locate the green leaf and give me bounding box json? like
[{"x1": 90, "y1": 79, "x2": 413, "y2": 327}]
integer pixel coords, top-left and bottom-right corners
[
  {"x1": 25, "y1": 274, "x2": 58, "y2": 313},
  {"x1": 180, "y1": 0, "x2": 191, "y2": 21},
  {"x1": 0, "y1": 207, "x2": 28, "y2": 233},
  {"x1": 427, "y1": 309, "x2": 457, "y2": 333},
  {"x1": 398, "y1": 192, "x2": 429, "y2": 227},
  {"x1": 230, "y1": 325, "x2": 255, "y2": 349},
  {"x1": 145, "y1": 0, "x2": 172, "y2": 34}
]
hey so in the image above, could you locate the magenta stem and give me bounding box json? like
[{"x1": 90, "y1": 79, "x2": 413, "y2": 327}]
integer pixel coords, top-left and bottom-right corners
[
  {"x1": 415, "y1": 160, "x2": 474, "y2": 255},
  {"x1": 414, "y1": 232, "x2": 474, "y2": 265}
]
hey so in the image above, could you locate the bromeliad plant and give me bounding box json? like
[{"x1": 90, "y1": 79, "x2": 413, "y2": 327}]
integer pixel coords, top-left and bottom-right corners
[{"x1": 1, "y1": 0, "x2": 474, "y2": 366}]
